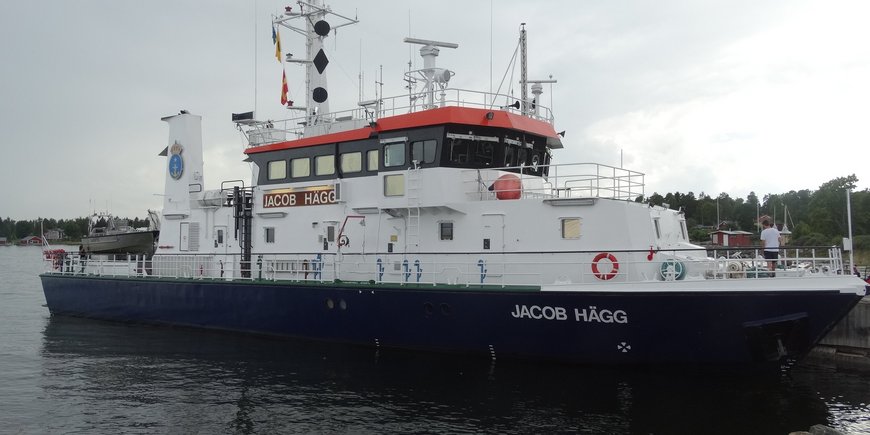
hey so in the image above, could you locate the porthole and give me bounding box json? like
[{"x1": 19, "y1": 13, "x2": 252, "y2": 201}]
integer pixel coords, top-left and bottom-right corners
[
  {"x1": 440, "y1": 303, "x2": 451, "y2": 316},
  {"x1": 424, "y1": 302, "x2": 434, "y2": 316},
  {"x1": 339, "y1": 299, "x2": 347, "y2": 310},
  {"x1": 326, "y1": 298, "x2": 334, "y2": 309}
]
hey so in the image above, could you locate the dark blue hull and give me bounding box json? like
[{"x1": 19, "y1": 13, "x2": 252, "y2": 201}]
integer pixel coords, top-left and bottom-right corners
[{"x1": 40, "y1": 275, "x2": 864, "y2": 365}]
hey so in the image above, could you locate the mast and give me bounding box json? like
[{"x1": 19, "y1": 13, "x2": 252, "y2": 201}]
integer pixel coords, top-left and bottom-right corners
[
  {"x1": 520, "y1": 23, "x2": 528, "y2": 115},
  {"x1": 520, "y1": 24, "x2": 557, "y2": 119},
  {"x1": 273, "y1": 1, "x2": 358, "y2": 126}
]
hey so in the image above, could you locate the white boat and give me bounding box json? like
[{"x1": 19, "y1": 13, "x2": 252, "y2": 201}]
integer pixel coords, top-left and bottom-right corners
[
  {"x1": 41, "y1": 1, "x2": 867, "y2": 368},
  {"x1": 81, "y1": 213, "x2": 158, "y2": 255}
]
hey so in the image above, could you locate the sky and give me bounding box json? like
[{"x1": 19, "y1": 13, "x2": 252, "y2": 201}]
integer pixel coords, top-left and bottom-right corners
[{"x1": 1, "y1": 0, "x2": 869, "y2": 220}]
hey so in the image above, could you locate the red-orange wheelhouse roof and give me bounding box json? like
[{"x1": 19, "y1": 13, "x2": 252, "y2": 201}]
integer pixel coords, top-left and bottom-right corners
[{"x1": 244, "y1": 106, "x2": 560, "y2": 155}]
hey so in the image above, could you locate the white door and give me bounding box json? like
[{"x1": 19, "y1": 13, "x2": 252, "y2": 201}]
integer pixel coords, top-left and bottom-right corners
[
  {"x1": 482, "y1": 214, "x2": 504, "y2": 252},
  {"x1": 180, "y1": 222, "x2": 190, "y2": 251},
  {"x1": 214, "y1": 225, "x2": 227, "y2": 252}
]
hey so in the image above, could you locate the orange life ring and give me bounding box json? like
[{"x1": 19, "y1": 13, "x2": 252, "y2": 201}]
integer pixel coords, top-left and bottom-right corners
[{"x1": 591, "y1": 252, "x2": 619, "y2": 280}]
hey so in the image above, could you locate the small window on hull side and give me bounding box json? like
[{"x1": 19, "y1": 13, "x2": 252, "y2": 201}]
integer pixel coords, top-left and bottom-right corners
[
  {"x1": 384, "y1": 174, "x2": 405, "y2": 196},
  {"x1": 440, "y1": 222, "x2": 454, "y2": 240},
  {"x1": 561, "y1": 218, "x2": 581, "y2": 239}
]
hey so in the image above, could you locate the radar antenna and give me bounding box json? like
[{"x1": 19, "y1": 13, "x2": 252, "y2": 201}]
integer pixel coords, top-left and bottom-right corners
[{"x1": 403, "y1": 38, "x2": 459, "y2": 110}]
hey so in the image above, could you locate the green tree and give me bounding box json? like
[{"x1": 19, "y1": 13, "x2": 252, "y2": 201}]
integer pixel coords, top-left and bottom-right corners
[
  {"x1": 807, "y1": 175, "x2": 858, "y2": 237},
  {"x1": 14, "y1": 220, "x2": 33, "y2": 238}
]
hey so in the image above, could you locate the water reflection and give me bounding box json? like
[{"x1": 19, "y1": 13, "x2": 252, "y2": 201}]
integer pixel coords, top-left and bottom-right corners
[{"x1": 39, "y1": 316, "x2": 854, "y2": 434}]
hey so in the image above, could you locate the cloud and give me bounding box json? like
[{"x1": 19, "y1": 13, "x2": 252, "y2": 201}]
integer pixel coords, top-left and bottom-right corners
[{"x1": 2, "y1": 0, "x2": 869, "y2": 220}]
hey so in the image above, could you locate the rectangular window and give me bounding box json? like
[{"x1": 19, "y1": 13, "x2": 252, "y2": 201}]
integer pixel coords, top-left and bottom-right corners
[
  {"x1": 449, "y1": 139, "x2": 468, "y2": 164},
  {"x1": 327, "y1": 225, "x2": 335, "y2": 242},
  {"x1": 439, "y1": 222, "x2": 454, "y2": 241},
  {"x1": 340, "y1": 152, "x2": 362, "y2": 173},
  {"x1": 411, "y1": 139, "x2": 437, "y2": 164},
  {"x1": 517, "y1": 148, "x2": 528, "y2": 166},
  {"x1": 384, "y1": 143, "x2": 405, "y2": 167},
  {"x1": 680, "y1": 220, "x2": 688, "y2": 240},
  {"x1": 561, "y1": 218, "x2": 581, "y2": 239},
  {"x1": 653, "y1": 218, "x2": 662, "y2": 239},
  {"x1": 384, "y1": 174, "x2": 405, "y2": 196},
  {"x1": 265, "y1": 227, "x2": 275, "y2": 243},
  {"x1": 367, "y1": 149, "x2": 379, "y2": 171},
  {"x1": 315, "y1": 155, "x2": 335, "y2": 176},
  {"x1": 267, "y1": 160, "x2": 286, "y2": 180},
  {"x1": 504, "y1": 146, "x2": 516, "y2": 167},
  {"x1": 291, "y1": 158, "x2": 310, "y2": 178}
]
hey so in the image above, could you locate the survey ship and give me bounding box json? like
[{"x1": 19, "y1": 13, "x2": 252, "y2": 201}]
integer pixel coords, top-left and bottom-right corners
[{"x1": 41, "y1": 1, "x2": 866, "y2": 366}]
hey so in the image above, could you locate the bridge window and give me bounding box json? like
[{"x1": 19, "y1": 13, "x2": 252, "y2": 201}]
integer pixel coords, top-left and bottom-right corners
[
  {"x1": 504, "y1": 145, "x2": 516, "y2": 167},
  {"x1": 411, "y1": 140, "x2": 437, "y2": 164},
  {"x1": 367, "y1": 149, "x2": 379, "y2": 171},
  {"x1": 267, "y1": 160, "x2": 286, "y2": 180},
  {"x1": 315, "y1": 155, "x2": 335, "y2": 176},
  {"x1": 517, "y1": 148, "x2": 528, "y2": 167},
  {"x1": 341, "y1": 152, "x2": 361, "y2": 173},
  {"x1": 291, "y1": 157, "x2": 310, "y2": 178},
  {"x1": 561, "y1": 218, "x2": 581, "y2": 239},
  {"x1": 384, "y1": 143, "x2": 405, "y2": 167},
  {"x1": 448, "y1": 139, "x2": 469, "y2": 164},
  {"x1": 474, "y1": 142, "x2": 494, "y2": 167}
]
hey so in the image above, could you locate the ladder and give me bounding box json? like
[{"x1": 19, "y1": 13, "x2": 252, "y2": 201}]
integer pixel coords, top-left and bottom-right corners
[
  {"x1": 232, "y1": 186, "x2": 254, "y2": 278},
  {"x1": 405, "y1": 164, "x2": 422, "y2": 252}
]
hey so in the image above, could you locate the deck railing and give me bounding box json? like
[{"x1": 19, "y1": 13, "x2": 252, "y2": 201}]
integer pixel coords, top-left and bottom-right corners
[
  {"x1": 241, "y1": 87, "x2": 554, "y2": 147},
  {"x1": 43, "y1": 246, "x2": 852, "y2": 288},
  {"x1": 465, "y1": 162, "x2": 645, "y2": 201}
]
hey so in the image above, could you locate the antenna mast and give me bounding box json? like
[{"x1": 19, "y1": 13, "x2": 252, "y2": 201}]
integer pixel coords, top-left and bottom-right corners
[{"x1": 520, "y1": 23, "x2": 527, "y2": 115}]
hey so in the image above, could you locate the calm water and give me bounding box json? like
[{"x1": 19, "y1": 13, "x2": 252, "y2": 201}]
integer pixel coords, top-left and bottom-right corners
[{"x1": 2, "y1": 246, "x2": 869, "y2": 435}]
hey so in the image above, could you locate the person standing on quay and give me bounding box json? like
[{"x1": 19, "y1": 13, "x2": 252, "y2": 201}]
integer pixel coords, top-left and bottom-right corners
[{"x1": 760, "y1": 220, "x2": 782, "y2": 272}]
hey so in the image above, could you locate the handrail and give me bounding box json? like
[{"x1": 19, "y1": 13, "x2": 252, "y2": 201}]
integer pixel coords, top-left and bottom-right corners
[
  {"x1": 467, "y1": 162, "x2": 645, "y2": 201},
  {"x1": 240, "y1": 87, "x2": 555, "y2": 147},
  {"x1": 43, "y1": 246, "x2": 851, "y2": 288}
]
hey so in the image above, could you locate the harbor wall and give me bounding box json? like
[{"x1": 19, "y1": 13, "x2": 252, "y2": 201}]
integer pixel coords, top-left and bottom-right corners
[
  {"x1": 810, "y1": 296, "x2": 870, "y2": 367},
  {"x1": 820, "y1": 296, "x2": 870, "y2": 349}
]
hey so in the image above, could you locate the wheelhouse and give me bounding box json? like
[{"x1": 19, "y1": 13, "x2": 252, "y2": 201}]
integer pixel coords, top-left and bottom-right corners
[{"x1": 248, "y1": 115, "x2": 554, "y2": 186}]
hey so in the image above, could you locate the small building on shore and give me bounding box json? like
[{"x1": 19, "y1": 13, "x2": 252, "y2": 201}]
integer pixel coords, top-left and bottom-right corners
[
  {"x1": 44, "y1": 228, "x2": 65, "y2": 241},
  {"x1": 0, "y1": 237, "x2": 9, "y2": 246},
  {"x1": 710, "y1": 230, "x2": 753, "y2": 247},
  {"x1": 18, "y1": 236, "x2": 43, "y2": 246}
]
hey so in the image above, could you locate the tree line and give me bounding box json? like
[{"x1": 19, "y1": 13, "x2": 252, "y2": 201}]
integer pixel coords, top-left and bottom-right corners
[
  {"x1": 0, "y1": 216, "x2": 152, "y2": 241},
  {"x1": 637, "y1": 174, "x2": 869, "y2": 246}
]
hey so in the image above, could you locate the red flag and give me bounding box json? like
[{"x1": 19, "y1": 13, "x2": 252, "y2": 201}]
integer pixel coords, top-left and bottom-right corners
[{"x1": 280, "y1": 70, "x2": 289, "y2": 105}]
